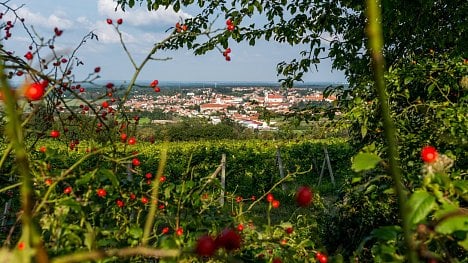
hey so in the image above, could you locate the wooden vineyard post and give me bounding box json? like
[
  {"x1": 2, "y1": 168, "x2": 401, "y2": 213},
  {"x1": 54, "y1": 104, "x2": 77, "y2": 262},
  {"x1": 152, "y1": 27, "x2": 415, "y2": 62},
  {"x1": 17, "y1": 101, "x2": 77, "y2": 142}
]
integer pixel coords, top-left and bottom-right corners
[
  {"x1": 220, "y1": 153, "x2": 226, "y2": 206},
  {"x1": 275, "y1": 146, "x2": 287, "y2": 191},
  {"x1": 318, "y1": 146, "x2": 335, "y2": 186}
]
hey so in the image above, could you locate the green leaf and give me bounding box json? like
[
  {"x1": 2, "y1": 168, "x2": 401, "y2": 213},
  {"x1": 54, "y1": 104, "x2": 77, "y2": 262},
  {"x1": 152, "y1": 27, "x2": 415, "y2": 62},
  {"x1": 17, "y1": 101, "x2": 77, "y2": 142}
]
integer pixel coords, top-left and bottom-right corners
[
  {"x1": 459, "y1": 236, "x2": 468, "y2": 250},
  {"x1": 75, "y1": 172, "x2": 94, "y2": 186},
  {"x1": 128, "y1": 225, "x2": 143, "y2": 239},
  {"x1": 406, "y1": 190, "x2": 436, "y2": 225},
  {"x1": 371, "y1": 225, "x2": 402, "y2": 241},
  {"x1": 99, "y1": 168, "x2": 119, "y2": 188},
  {"x1": 173, "y1": 0, "x2": 180, "y2": 12},
  {"x1": 433, "y1": 202, "x2": 458, "y2": 220},
  {"x1": 351, "y1": 152, "x2": 382, "y2": 172},
  {"x1": 435, "y1": 215, "x2": 468, "y2": 234},
  {"x1": 403, "y1": 76, "x2": 413, "y2": 85}
]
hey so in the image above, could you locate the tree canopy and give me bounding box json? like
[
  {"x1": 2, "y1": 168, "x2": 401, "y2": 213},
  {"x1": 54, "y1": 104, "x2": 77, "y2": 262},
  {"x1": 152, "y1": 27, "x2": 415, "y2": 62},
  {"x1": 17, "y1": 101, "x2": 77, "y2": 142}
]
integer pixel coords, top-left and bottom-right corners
[{"x1": 115, "y1": 0, "x2": 467, "y2": 87}]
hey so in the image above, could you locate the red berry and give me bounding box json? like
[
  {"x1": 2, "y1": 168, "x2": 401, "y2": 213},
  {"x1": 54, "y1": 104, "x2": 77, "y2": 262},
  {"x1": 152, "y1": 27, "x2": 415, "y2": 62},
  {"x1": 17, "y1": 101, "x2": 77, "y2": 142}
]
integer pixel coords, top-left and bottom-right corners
[
  {"x1": 141, "y1": 196, "x2": 148, "y2": 204},
  {"x1": 24, "y1": 51, "x2": 33, "y2": 60},
  {"x1": 116, "y1": 199, "x2": 125, "y2": 208},
  {"x1": 237, "y1": 224, "x2": 244, "y2": 232},
  {"x1": 94, "y1": 67, "x2": 101, "y2": 73},
  {"x1": 236, "y1": 196, "x2": 243, "y2": 203},
  {"x1": 97, "y1": 188, "x2": 107, "y2": 198},
  {"x1": 216, "y1": 228, "x2": 241, "y2": 251},
  {"x1": 50, "y1": 130, "x2": 60, "y2": 138},
  {"x1": 154, "y1": 87, "x2": 161, "y2": 92},
  {"x1": 17, "y1": 241, "x2": 25, "y2": 251},
  {"x1": 79, "y1": 87, "x2": 85, "y2": 92},
  {"x1": 225, "y1": 47, "x2": 231, "y2": 53},
  {"x1": 150, "y1": 79, "x2": 159, "y2": 87},
  {"x1": 195, "y1": 235, "x2": 216, "y2": 257},
  {"x1": 266, "y1": 193, "x2": 274, "y2": 203},
  {"x1": 120, "y1": 133, "x2": 128, "y2": 142},
  {"x1": 227, "y1": 24, "x2": 235, "y2": 31},
  {"x1": 161, "y1": 227, "x2": 170, "y2": 234},
  {"x1": 285, "y1": 227, "x2": 293, "y2": 234},
  {"x1": 24, "y1": 82, "x2": 45, "y2": 101},
  {"x1": 421, "y1": 146, "x2": 438, "y2": 163},
  {"x1": 176, "y1": 227, "x2": 184, "y2": 236},
  {"x1": 159, "y1": 176, "x2": 166, "y2": 183},
  {"x1": 63, "y1": 186, "x2": 72, "y2": 194},
  {"x1": 128, "y1": 137, "x2": 137, "y2": 145},
  {"x1": 132, "y1": 158, "x2": 140, "y2": 166},
  {"x1": 226, "y1": 19, "x2": 232, "y2": 26},
  {"x1": 130, "y1": 193, "x2": 136, "y2": 200},
  {"x1": 272, "y1": 199, "x2": 280, "y2": 208},
  {"x1": 296, "y1": 186, "x2": 313, "y2": 207},
  {"x1": 117, "y1": 18, "x2": 123, "y2": 25},
  {"x1": 225, "y1": 55, "x2": 231, "y2": 61},
  {"x1": 145, "y1": 173, "x2": 152, "y2": 179},
  {"x1": 315, "y1": 252, "x2": 328, "y2": 263},
  {"x1": 54, "y1": 27, "x2": 63, "y2": 36},
  {"x1": 39, "y1": 146, "x2": 46, "y2": 153},
  {"x1": 102, "y1": 101, "x2": 109, "y2": 108},
  {"x1": 45, "y1": 178, "x2": 53, "y2": 186},
  {"x1": 106, "y1": 18, "x2": 113, "y2": 24},
  {"x1": 273, "y1": 257, "x2": 282, "y2": 263}
]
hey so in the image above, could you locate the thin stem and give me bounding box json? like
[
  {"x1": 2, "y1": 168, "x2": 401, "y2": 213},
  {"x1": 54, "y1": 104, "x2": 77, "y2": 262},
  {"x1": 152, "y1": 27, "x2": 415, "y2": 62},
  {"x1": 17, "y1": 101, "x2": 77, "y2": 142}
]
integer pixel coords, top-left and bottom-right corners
[
  {"x1": 142, "y1": 143, "x2": 168, "y2": 245},
  {"x1": 0, "y1": 59, "x2": 48, "y2": 263},
  {"x1": 365, "y1": 1, "x2": 417, "y2": 262}
]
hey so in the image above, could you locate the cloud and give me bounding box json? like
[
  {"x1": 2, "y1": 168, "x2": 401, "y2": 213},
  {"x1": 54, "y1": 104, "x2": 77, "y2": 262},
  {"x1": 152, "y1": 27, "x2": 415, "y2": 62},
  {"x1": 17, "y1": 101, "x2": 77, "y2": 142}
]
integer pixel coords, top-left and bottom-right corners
[
  {"x1": 14, "y1": 7, "x2": 73, "y2": 30},
  {"x1": 97, "y1": 0, "x2": 191, "y2": 26}
]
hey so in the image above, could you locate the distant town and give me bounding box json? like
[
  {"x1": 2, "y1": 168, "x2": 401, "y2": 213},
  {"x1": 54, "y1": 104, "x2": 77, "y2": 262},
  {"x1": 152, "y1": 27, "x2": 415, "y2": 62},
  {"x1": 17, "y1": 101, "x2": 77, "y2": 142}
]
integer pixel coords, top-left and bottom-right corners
[{"x1": 122, "y1": 84, "x2": 338, "y2": 130}]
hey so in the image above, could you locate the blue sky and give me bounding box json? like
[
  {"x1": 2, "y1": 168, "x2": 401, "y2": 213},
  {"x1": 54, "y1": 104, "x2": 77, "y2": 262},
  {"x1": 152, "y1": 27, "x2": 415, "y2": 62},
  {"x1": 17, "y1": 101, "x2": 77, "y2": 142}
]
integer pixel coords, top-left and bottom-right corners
[{"x1": 3, "y1": 0, "x2": 346, "y2": 83}]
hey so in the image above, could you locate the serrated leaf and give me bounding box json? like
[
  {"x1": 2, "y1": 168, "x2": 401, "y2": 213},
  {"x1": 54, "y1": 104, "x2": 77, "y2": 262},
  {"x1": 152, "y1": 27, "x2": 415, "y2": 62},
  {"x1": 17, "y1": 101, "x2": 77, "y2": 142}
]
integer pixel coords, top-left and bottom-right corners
[
  {"x1": 435, "y1": 215, "x2": 468, "y2": 234},
  {"x1": 351, "y1": 152, "x2": 382, "y2": 172},
  {"x1": 406, "y1": 190, "x2": 436, "y2": 225}
]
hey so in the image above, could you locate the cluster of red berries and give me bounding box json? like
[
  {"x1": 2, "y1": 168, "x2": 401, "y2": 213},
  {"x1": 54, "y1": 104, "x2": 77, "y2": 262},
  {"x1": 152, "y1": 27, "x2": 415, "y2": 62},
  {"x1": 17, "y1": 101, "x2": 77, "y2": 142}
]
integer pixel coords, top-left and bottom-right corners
[
  {"x1": 315, "y1": 252, "x2": 328, "y2": 263},
  {"x1": 195, "y1": 228, "x2": 241, "y2": 257},
  {"x1": 106, "y1": 18, "x2": 123, "y2": 25},
  {"x1": 175, "y1": 22, "x2": 188, "y2": 32},
  {"x1": 222, "y1": 47, "x2": 232, "y2": 61},
  {"x1": 266, "y1": 193, "x2": 280, "y2": 208},
  {"x1": 150, "y1": 79, "x2": 160, "y2": 92},
  {"x1": 4, "y1": 20, "x2": 13, "y2": 39},
  {"x1": 226, "y1": 19, "x2": 235, "y2": 31}
]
